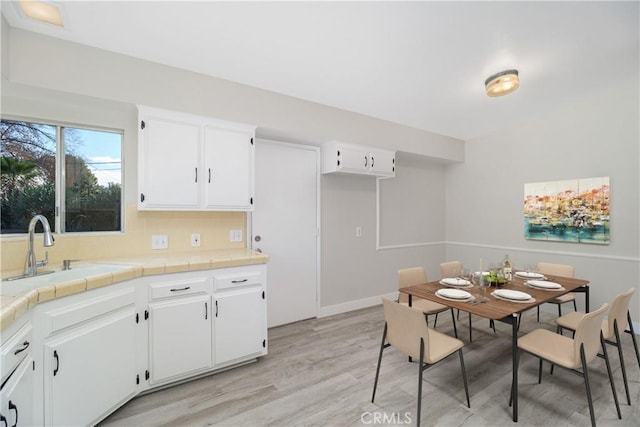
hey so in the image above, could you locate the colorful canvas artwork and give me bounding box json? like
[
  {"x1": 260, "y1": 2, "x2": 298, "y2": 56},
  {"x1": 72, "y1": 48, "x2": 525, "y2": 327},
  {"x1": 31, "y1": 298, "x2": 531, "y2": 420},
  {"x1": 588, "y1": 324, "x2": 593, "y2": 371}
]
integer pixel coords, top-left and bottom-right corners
[{"x1": 524, "y1": 177, "x2": 610, "y2": 244}]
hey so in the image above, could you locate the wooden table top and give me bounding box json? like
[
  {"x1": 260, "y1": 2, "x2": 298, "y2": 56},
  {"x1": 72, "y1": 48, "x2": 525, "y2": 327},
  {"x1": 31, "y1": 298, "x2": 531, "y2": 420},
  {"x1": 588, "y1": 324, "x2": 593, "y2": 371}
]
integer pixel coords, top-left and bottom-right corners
[{"x1": 400, "y1": 274, "x2": 590, "y2": 320}]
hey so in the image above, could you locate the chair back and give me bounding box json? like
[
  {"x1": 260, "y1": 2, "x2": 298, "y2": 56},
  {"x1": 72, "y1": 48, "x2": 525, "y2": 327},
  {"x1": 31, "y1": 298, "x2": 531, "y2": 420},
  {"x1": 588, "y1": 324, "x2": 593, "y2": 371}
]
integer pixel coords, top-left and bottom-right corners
[
  {"x1": 397, "y1": 267, "x2": 428, "y2": 304},
  {"x1": 573, "y1": 303, "x2": 608, "y2": 363},
  {"x1": 382, "y1": 298, "x2": 430, "y2": 360},
  {"x1": 440, "y1": 261, "x2": 463, "y2": 279},
  {"x1": 537, "y1": 262, "x2": 574, "y2": 278},
  {"x1": 605, "y1": 288, "x2": 635, "y2": 337}
]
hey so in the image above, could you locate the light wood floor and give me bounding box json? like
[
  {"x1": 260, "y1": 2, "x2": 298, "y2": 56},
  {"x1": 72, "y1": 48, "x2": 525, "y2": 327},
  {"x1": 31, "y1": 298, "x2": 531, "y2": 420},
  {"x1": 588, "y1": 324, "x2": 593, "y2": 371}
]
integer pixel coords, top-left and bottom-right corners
[{"x1": 99, "y1": 306, "x2": 640, "y2": 426}]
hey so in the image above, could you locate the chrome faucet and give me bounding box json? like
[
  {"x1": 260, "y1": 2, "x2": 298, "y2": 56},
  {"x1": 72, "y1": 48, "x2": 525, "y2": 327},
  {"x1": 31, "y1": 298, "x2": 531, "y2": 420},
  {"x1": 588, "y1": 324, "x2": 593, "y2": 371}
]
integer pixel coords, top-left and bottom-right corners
[{"x1": 25, "y1": 214, "x2": 55, "y2": 277}]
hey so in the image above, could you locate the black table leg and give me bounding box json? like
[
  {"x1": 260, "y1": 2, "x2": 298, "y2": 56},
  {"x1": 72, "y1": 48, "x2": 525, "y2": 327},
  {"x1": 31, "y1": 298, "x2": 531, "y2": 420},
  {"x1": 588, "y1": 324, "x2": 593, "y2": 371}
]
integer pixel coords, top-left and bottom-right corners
[{"x1": 512, "y1": 313, "x2": 518, "y2": 421}]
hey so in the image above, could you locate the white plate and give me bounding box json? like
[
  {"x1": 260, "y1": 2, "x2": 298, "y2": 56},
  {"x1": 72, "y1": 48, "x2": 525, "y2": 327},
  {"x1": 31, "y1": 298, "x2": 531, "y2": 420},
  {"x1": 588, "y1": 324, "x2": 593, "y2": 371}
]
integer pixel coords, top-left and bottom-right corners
[
  {"x1": 527, "y1": 280, "x2": 562, "y2": 289},
  {"x1": 436, "y1": 289, "x2": 471, "y2": 300},
  {"x1": 440, "y1": 278, "x2": 471, "y2": 286},
  {"x1": 494, "y1": 289, "x2": 531, "y2": 301},
  {"x1": 515, "y1": 271, "x2": 545, "y2": 279}
]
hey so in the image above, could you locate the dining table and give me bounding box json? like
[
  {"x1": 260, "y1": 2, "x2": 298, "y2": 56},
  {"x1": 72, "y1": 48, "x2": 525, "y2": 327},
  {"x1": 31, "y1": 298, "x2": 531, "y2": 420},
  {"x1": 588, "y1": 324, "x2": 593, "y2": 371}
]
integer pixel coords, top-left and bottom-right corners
[{"x1": 399, "y1": 272, "x2": 590, "y2": 422}]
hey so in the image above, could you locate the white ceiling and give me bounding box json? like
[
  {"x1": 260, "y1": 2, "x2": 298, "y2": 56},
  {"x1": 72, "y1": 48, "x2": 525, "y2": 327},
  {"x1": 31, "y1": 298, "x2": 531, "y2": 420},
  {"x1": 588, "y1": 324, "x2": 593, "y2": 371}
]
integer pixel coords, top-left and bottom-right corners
[{"x1": 2, "y1": 1, "x2": 638, "y2": 141}]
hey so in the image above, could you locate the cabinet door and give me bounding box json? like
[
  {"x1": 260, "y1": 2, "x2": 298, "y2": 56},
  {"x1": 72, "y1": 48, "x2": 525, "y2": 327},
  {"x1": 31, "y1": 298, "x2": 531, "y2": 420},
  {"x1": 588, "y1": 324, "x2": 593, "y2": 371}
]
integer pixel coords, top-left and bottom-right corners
[
  {"x1": 214, "y1": 286, "x2": 266, "y2": 365},
  {"x1": 43, "y1": 307, "x2": 136, "y2": 427},
  {"x1": 203, "y1": 126, "x2": 254, "y2": 210},
  {"x1": 0, "y1": 354, "x2": 34, "y2": 427},
  {"x1": 368, "y1": 149, "x2": 396, "y2": 177},
  {"x1": 336, "y1": 145, "x2": 369, "y2": 173},
  {"x1": 139, "y1": 115, "x2": 200, "y2": 209},
  {"x1": 148, "y1": 294, "x2": 212, "y2": 384}
]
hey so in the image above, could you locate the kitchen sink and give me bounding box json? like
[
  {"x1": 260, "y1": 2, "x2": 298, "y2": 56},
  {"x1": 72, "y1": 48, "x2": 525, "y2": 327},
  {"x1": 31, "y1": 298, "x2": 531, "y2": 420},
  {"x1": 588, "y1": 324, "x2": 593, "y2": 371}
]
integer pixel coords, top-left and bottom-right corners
[{"x1": 0, "y1": 263, "x2": 134, "y2": 295}]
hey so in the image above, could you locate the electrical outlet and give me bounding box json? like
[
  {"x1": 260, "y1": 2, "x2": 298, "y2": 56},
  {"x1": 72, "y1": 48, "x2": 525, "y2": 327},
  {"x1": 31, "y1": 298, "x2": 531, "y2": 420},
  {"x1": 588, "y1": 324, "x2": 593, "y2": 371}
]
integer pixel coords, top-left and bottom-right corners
[
  {"x1": 356, "y1": 226, "x2": 362, "y2": 237},
  {"x1": 230, "y1": 229, "x2": 243, "y2": 242},
  {"x1": 191, "y1": 233, "x2": 201, "y2": 247},
  {"x1": 151, "y1": 234, "x2": 168, "y2": 249}
]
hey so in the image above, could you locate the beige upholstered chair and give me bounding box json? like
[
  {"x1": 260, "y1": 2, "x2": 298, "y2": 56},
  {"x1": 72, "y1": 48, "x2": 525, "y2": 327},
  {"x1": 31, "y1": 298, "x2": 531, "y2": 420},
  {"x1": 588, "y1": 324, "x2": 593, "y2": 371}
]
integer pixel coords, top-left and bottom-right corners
[
  {"x1": 537, "y1": 262, "x2": 577, "y2": 320},
  {"x1": 515, "y1": 303, "x2": 621, "y2": 427},
  {"x1": 439, "y1": 261, "x2": 494, "y2": 341},
  {"x1": 372, "y1": 298, "x2": 470, "y2": 427},
  {"x1": 398, "y1": 267, "x2": 458, "y2": 338},
  {"x1": 556, "y1": 288, "x2": 639, "y2": 405}
]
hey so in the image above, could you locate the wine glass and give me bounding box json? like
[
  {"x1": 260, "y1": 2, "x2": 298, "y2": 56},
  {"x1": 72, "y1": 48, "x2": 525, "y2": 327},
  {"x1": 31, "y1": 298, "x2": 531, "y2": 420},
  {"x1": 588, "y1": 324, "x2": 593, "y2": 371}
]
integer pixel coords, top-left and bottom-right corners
[{"x1": 472, "y1": 272, "x2": 488, "y2": 302}]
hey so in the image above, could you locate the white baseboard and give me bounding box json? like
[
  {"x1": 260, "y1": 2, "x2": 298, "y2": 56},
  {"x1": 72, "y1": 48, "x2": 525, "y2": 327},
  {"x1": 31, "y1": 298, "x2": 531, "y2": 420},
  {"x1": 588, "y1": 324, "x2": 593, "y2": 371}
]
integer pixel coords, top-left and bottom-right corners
[{"x1": 317, "y1": 292, "x2": 397, "y2": 318}]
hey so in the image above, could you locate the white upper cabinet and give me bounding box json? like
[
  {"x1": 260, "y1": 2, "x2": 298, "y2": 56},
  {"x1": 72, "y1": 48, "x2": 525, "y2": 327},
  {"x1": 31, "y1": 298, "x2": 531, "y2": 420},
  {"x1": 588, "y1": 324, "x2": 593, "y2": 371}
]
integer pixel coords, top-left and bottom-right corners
[
  {"x1": 321, "y1": 141, "x2": 395, "y2": 177},
  {"x1": 138, "y1": 106, "x2": 255, "y2": 211}
]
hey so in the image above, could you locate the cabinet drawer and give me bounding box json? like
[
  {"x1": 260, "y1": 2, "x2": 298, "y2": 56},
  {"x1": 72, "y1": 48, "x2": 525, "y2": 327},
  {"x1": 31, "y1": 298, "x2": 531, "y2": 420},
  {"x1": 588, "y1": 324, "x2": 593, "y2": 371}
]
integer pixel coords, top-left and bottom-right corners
[
  {"x1": 214, "y1": 269, "x2": 263, "y2": 291},
  {"x1": 42, "y1": 288, "x2": 135, "y2": 337},
  {"x1": 148, "y1": 276, "x2": 211, "y2": 300},
  {"x1": 1, "y1": 322, "x2": 33, "y2": 385}
]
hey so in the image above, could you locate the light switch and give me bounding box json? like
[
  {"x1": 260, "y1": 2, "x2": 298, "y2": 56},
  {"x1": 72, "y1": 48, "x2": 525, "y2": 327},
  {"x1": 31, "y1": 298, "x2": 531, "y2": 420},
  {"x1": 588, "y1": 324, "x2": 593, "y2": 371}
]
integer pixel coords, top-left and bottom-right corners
[
  {"x1": 151, "y1": 234, "x2": 168, "y2": 249},
  {"x1": 356, "y1": 226, "x2": 362, "y2": 237}
]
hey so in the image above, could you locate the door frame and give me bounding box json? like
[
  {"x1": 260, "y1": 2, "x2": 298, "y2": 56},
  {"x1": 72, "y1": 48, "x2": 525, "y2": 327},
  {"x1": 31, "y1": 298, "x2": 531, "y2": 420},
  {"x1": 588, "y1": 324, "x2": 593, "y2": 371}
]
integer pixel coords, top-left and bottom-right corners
[{"x1": 247, "y1": 138, "x2": 322, "y2": 321}]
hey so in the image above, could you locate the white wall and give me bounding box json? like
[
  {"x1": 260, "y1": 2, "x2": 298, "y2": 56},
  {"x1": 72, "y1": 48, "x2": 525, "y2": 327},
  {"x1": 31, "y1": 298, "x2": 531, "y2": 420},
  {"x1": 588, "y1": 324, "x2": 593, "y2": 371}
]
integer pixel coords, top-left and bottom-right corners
[{"x1": 444, "y1": 77, "x2": 640, "y2": 323}]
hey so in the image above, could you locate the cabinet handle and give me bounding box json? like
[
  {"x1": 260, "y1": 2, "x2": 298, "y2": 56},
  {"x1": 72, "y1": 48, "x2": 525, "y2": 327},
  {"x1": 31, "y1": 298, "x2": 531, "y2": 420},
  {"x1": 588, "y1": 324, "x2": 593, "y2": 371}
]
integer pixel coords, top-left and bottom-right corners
[
  {"x1": 205, "y1": 302, "x2": 208, "y2": 320},
  {"x1": 371, "y1": 155, "x2": 375, "y2": 168},
  {"x1": 208, "y1": 168, "x2": 211, "y2": 183},
  {"x1": 215, "y1": 300, "x2": 219, "y2": 317},
  {"x1": 53, "y1": 350, "x2": 59, "y2": 376},
  {"x1": 364, "y1": 155, "x2": 368, "y2": 167},
  {"x1": 1, "y1": 413, "x2": 7, "y2": 427},
  {"x1": 170, "y1": 286, "x2": 191, "y2": 292},
  {"x1": 13, "y1": 340, "x2": 29, "y2": 355},
  {"x1": 195, "y1": 167, "x2": 198, "y2": 183},
  {"x1": 231, "y1": 279, "x2": 248, "y2": 284},
  {"x1": 8, "y1": 401, "x2": 17, "y2": 427}
]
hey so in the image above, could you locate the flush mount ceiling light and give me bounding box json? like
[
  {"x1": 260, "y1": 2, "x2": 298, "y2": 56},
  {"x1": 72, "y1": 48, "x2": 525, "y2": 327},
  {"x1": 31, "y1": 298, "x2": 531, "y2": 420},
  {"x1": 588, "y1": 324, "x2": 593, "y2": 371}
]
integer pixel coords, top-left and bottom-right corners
[
  {"x1": 485, "y1": 69, "x2": 519, "y2": 97},
  {"x1": 19, "y1": 0, "x2": 64, "y2": 27}
]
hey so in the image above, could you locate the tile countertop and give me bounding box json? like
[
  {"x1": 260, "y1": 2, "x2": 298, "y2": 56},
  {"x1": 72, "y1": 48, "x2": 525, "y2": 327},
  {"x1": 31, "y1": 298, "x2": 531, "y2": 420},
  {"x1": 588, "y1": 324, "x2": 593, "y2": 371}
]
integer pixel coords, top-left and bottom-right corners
[{"x1": 0, "y1": 249, "x2": 269, "y2": 331}]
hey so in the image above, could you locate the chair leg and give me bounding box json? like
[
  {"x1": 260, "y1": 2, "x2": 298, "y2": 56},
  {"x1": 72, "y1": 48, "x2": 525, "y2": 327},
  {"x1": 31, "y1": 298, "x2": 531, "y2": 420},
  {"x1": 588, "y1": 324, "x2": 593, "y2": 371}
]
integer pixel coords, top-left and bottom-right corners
[
  {"x1": 458, "y1": 349, "x2": 470, "y2": 408},
  {"x1": 490, "y1": 319, "x2": 496, "y2": 333},
  {"x1": 538, "y1": 358, "x2": 543, "y2": 384},
  {"x1": 557, "y1": 303, "x2": 562, "y2": 318},
  {"x1": 613, "y1": 321, "x2": 631, "y2": 405},
  {"x1": 537, "y1": 305, "x2": 540, "y2": 322},
  {"x1": 433, "y1": 313, "x2": 439, "y2": 328},
  {"x1": 627, "y1": 311, "x2": 640, "y2": 370},
  {"x1": 601, "y1": 333, "x2": 622, "y2": 419},
  {"x1": 457, "y1": 308, "x2": 460, "y2": 320},
  {"x1": 450, "y1": 308, "x2": 458, "y2": 339},
  {"x1": 580, "y1": 345, "x2": 596, "y2": 427},
  {"x1": 517, "y1": 313, "x2": 522, "y2": 332},
  {"x1": 371, "y1": 323, "x2": 387, "y2": 403},
  {"x1": 572, "y1": 299, "x2": 577, "y2": 312},
  {"x1": 468, "y1": 312, "x2": 473, "y2": 343}
]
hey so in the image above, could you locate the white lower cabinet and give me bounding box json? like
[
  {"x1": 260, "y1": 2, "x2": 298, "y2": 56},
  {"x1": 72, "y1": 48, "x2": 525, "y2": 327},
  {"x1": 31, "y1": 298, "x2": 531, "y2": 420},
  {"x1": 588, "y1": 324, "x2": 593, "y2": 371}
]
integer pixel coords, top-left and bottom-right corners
[
  {"x1": 214, "y1": 286, "x2": 266, "y2": 365},
  {"x1": 213, "y1": 265, "x2": 267, "y2": 366},
  {"x1": 41, "y1": 287, "x2": 137, "y2": 426},
  {"x1": 0, "y1": 322, "x2": 36, "y2": 426},
  {"x1": 22, "y1": 263, "x2": 266, "y2": 426},
  {"x1": 1, "y1": 353, "x2": 35, "y2": 427},
  {"x1": 148, "y1": 294, "x2": 212, "y2": 384}
]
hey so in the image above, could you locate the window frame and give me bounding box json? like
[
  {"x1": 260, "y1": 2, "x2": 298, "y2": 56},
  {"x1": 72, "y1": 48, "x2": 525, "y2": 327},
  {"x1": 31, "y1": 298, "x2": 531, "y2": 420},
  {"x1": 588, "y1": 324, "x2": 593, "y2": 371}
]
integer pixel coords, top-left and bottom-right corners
[{"x1": 1, "y1": 114, "x2": 125, "y2": 236}]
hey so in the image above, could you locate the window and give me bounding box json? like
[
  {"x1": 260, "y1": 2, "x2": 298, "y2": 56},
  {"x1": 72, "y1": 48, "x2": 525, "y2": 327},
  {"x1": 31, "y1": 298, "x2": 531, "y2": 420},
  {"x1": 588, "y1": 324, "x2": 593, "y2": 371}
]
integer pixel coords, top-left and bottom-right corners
[{"x1": 1, "y1": 118, "x2": 122, "y2": 234}]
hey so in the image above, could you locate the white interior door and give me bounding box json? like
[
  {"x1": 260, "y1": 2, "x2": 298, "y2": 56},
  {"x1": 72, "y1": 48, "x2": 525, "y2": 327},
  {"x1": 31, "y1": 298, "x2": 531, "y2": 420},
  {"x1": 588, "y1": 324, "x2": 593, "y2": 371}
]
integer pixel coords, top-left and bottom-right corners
[{"x1": 253, "y1": 140, "x2": 318, "y2": 327}]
